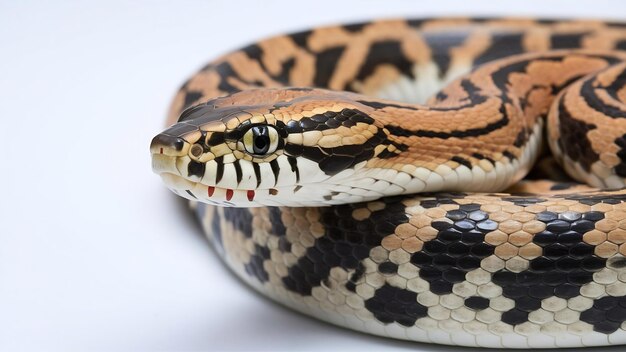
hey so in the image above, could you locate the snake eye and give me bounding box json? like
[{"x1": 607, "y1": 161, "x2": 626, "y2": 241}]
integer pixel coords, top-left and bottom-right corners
[{"x1": 242, "y1": 125, "x2": 279, "y2": 156}]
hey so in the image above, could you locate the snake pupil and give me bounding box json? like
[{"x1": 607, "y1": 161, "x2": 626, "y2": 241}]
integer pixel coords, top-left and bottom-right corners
[{"x1": 252, "y1": 126, "x2": 270, "y2": 154}]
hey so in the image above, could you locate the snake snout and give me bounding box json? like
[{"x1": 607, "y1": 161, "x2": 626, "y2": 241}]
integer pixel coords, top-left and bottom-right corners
[
  {"x1": 151, "y1": 132, "x2": 191, "y2": 180},
  {"x1": 150, "y1": 133, "x2": 189, "y2": 157},
  {"x1": 151, "y1": 133, "x2": 197, "y2": 192}
]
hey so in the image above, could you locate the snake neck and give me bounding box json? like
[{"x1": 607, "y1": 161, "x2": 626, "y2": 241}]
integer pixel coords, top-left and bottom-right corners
[{"x1": 359, "y1": 51, "x2": 626, "y2": 193}]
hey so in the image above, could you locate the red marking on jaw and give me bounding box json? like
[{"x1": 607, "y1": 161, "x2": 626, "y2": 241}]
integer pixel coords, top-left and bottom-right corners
[
  {"x1": 247, "y1": 190, "x2": 255, "y2": 201},
  {"x1": 207, "y1": 186, "x2": 215, "y2": 197},
  {"x1": 159, "y1": 147, "x2": 163, "y2": 154},
  {"x1": 226, "y1": 189, "x2": 233, "y2": 201}
]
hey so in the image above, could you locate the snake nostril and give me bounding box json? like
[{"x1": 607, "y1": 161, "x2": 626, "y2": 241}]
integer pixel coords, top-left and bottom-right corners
[
  {"x1": 190, "y1": 143, "x2": 204, "y2": 157},
  {"x1": 150, "y1": 133, "x2": 186, "y2": 154}
]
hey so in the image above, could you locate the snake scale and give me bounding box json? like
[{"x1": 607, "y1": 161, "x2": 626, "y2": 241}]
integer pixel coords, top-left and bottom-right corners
[{"x1": 150, "y1": 18, "x2": 626, "y2": 348}]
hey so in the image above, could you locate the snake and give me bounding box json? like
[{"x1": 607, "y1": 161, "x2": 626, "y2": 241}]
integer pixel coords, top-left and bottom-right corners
[{"x1": 150, "y1": 18, "x2": 626, "y2": 348}]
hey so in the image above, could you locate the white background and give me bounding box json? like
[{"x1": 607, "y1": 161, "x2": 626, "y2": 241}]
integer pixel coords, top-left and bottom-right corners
[{"x1": 3, "y1": 1, "x2": 626, "y2": 351}]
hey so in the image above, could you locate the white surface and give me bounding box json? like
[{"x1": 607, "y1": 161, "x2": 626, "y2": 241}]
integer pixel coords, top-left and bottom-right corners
[{"x1": 2, "y1": 1, "x2": 626, "y2": 350}]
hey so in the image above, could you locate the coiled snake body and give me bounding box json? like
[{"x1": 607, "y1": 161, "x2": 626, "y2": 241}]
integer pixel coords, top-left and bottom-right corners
[{"x1": 151, "y1": 18, "x2": 626, "y2": 348}]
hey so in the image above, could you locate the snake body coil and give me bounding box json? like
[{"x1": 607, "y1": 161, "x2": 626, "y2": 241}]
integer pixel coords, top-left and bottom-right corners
[{"x1": 151, "y1": 18, "x2": 626, "y2": 348}]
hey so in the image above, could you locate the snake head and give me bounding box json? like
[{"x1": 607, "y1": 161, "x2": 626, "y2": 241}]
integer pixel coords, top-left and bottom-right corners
[{"x1": 151, "y1": 88, "x2": 402, "y2": 207}]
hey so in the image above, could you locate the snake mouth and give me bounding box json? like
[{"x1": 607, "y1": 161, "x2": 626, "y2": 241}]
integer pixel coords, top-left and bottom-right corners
[
  {"x1": 151, "y1": 132, "x2": 286, "y2": 206},
  {"x1": 156, "y1": 171, "x2": 278, "y2": 206},
  {"x1": 152, "y1": 152, "x2": 271, "y2": 205}
]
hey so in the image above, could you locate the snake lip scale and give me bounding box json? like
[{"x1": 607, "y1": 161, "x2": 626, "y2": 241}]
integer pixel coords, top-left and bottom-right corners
[{"x1": 151, "y1": 18, "x2": 626, "y2": 348}]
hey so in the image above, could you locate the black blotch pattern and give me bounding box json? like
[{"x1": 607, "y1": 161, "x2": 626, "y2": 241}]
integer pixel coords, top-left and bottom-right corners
[
  {"x1": 268, "y1": 207, "x2": 286, "y2": 237},
  {"x1": 501, "y1": 196, "x2": 547, "y2": 207},
  {"x1": 489, "y1": 59, "x2": 555, "y2": 104},
  {"x1": 502, "y1": 150, "x2": 517, "y2": 161},
  {"x1": 559, "y1": 192, "x2": 626, "y2": 206},
  {"x1": 376, "y1": 142, "x2": 409, "y2": 159},
  {"x1": 272, "y1": 58, "x2": 295, "y2": 83},
  {"x1": 364, "y1": 284, "x2": 427, "y2": 327},
  {"x1": 406, "y1": 79, "x2": 488, "y2": 113},
  {"x1": 222, "y1": 207, "x2": 253, "y2": 238},
  {"x1": 252, "y1": 162, "x2": 262, "y2": 188},
  {"x1": 278, "y1": 237, "x2": 291, "y2": 252},
  {"x1": 579, "y1": 72, "x2": 626, "y2": 119},
  {"x1": 182, "y1": 91, "x2": 204, "y2": 111},
  {"x1": 245, "y1": 244, "x2": 271, "y2": 283},
  {"x1": 465, "y1": 296, "x2": 490, "y2": 310},
  {"x1": 556, "y1": 96, "x2": 599, "y2": 172},
  {"x1": 379, "y1": 262, "x2": 398, "y2": 274},
  {"x1": 434, "y1": 91, "x2": 449, "y2": 101},
  {"x1": 472, "y1": 153, "x2": 495, "y2": 163},
  {"x1": 289, "y1": 30, "x2": 313, "y2": 49},
  {"x1": 223, "y1": 123, "x2": 248, "y2": 141},
  {"x1": 418, "y1": 194, "x2": 464, "y2": 209},
  {"x1": 614, "y1": 135, "x2": 626, "y2": 177},
  {"x1": 287, "y1": 156, "x2": 300, "y2": 183},
  {"x1": 213, "y1": 62, "x2": 245, "y2": 94},
  {"x1": 233, "y1": 160, "x2": 243, "y2": 184},
  {"x1": 422, "y1": 32, "x2": 468, "y2": 78},
  {"x1": 343, "y1": 22, "x2": 366, "y2": 33},
  {"x1": 215, "y1": 156, "x2": 225, "y2": 184},
  {"x1": 604, "y1": 68, "x2": 626, "y2": 104},
  {"x1": 609, "y1": 257, "x2": 626, "y2": 269},
  {"x1": 409, "y1": 205, "x2": 497, "y2": 294},
  {"x1": 475, "y1": 33, "x2": 524, "y2": 65},
  {"x1": 313, "y1": 46, "x2": 346, "y2": 88},
  {"x1": 492, "y1": 210, "x2": 606, "y2": 326},
  {"x1": 206, "y1": 207, "x2": 276, "y2": 283},
  {"x1": 207, "y1": 132, "x2": 225, "y2": 146},
  {"x1": 357, "y1": 100, "x2": 419, "y2": 111},
  {"x1": 197, "y1": 203, "x2": 223, "y2": 252},
  {"x1": 242, "y1": 44, "x2": 264, "y2": 67},
  {"x1": 355, "y1": 41, "x2": 415, "y2": 84},
  {"x1": 283, "y1": 197, "x2": 409, "y2": 295},
  {"x1": 346, "y1": 263, "x2": 365, "y2": 292},
  {"x1": 550, "y1": 183, "x2": 577, "y2": 191},
  {"x1": 284, "y1": 109, "x2": 400, "y2": 175},
  {"x1": 269, "y1": 159, "x2": 280, "y2": 185},
  {"x1": 293, "y1": 108, "x2": 375, "y2": 132},
  {"x1": 513, "y1": 129, "x2": 528, "y2": 148},
  {"x1": 451, "y1": 156, "x2": 472, "y2": 169},
  {"x1": 406, "y1": 19, "x2": 427, "y2": 28},
  {"x1": 580, "y1": 296, "x2": 626, "y2": 334},
  {"x1": 550, "y1": 33, "x2": 587, "y2": 49}
]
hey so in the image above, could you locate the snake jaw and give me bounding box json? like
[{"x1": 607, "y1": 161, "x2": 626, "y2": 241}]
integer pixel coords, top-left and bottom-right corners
[
  {"x1": 151, "y1": 146, "x2": 375, "y2": 207},
  {"x1": 151, "y1": 134, "x2": 315, "y2": 206},
  {"x1": 152, "y1": 159, "x2": 322, "y2": 207}
]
